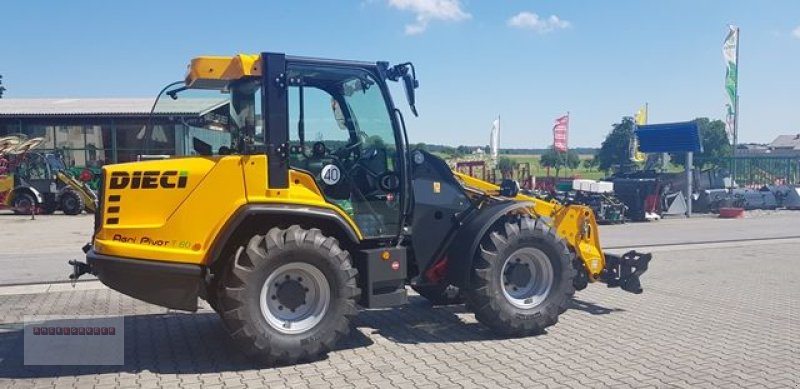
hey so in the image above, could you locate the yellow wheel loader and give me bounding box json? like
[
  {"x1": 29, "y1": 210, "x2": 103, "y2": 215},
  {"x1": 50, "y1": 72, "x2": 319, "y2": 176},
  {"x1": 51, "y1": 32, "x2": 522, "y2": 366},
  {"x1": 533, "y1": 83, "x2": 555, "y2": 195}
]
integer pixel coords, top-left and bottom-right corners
[
  {"x1": 1, "y1": 137, "x2": 97, "y2": 215},
  {"x1": 70, "y1": 52, "x2": 650, "y2": 364}
]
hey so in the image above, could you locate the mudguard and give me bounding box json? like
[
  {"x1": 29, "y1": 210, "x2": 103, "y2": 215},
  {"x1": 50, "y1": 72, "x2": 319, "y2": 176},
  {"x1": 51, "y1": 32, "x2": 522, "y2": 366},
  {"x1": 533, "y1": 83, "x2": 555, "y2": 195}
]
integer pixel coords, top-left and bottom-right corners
[
  {"x1": 13, "y1": 185, "x2": 43, "y2": 203},
  {"x1": 444, "y1": 200, "x2": 535, "y2": 288}
]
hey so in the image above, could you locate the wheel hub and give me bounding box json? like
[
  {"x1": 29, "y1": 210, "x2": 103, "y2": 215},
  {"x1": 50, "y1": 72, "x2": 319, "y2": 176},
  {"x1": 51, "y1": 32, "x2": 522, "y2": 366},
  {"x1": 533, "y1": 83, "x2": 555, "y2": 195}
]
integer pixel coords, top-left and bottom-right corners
[
  {"x1": 500, "y1": 247, "x2": 554, "y2": 309},
  {"x1": 260, "y1": 262, "x2": 331, "y2": 335},
  {"x1": 505, "y1": 261, "x2": 532, "y2": 288},
  {"x1": 275, "y1": 278, "x2": 307, "y2": 311}
]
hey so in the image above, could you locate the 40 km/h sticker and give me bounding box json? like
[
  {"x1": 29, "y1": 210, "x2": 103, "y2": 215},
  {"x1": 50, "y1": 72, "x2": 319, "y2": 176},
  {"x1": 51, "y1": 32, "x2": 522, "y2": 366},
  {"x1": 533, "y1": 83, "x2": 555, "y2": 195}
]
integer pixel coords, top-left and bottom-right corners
[{"x1": 321, "y1": 164, "x2": 341, "y2": 185}]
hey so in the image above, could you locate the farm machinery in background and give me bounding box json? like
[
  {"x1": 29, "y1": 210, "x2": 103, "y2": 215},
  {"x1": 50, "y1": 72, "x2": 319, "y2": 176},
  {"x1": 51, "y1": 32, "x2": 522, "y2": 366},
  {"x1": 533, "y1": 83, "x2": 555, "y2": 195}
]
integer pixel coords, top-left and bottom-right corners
[
  {"x1": 0, "y1": 135, "x2": 97, "y2": 215},
  {"x1": 454, "y1": 159, "x2": 628, "y2": 223}
]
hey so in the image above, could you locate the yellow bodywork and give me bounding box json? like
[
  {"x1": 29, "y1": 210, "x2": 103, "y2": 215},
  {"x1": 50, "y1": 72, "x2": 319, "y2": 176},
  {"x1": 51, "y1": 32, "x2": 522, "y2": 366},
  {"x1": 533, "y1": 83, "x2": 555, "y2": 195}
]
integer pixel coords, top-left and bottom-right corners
[
  {"x1": 0, "y1": 174, "x2": 13, "y2": 206},
  {"x1": 454, "y1": 172, "x2": 606, "y2": 280},
  {"x1": 95, "y1": 155, "x2": 360, "y2": 265},
  {"x1": 96, "y1": 153, "x2": 605, "y2": 281},
  {"x1": 185, "y1": 54, "x2": 261, "y2": 90}
]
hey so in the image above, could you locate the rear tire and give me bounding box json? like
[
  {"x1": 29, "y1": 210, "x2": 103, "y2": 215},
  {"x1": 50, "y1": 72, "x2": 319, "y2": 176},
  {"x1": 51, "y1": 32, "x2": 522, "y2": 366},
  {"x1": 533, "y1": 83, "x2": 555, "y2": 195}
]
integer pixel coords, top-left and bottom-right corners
[
  {"x1": 411, "y1": 284, "x2": 464, "y2": 306},
  {"x1": 219, "y1": 226, "x2": 359, "y2": 364},
  {"x1": 465, "y1": 216, "x2": 575, "y2": 336},
  {"x1": 11, "y1": 192, "x2": 37, "y2": 215},
  {"x1": 60, "y1": 191, "x2": 84, "y2": 215}
]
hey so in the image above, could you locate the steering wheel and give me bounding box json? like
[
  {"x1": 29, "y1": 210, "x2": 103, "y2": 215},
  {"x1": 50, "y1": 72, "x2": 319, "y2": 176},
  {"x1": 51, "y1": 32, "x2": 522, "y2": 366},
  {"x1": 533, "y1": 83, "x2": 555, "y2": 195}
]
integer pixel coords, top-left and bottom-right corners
[{"x1": 333, "y1": 131, "x2": 367, "y2": 160}]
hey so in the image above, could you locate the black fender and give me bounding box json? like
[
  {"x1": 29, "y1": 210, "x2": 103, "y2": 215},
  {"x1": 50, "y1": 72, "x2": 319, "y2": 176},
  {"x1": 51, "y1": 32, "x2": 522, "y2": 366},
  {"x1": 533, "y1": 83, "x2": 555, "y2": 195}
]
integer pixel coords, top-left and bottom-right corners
[
  {"x1": 12, "y1": 186, "x2": 43, "y2": 203},
  {"x1": 205, "y1": 203, "x2": 361, "y2": 266},
  {"x1": 444, "y1": 200, "x2": 535, "y2": 288}
]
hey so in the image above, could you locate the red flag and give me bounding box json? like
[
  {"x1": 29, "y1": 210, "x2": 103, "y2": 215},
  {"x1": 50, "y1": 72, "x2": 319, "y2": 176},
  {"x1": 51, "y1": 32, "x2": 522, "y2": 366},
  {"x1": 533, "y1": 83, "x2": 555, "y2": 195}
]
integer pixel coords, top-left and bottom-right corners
[{"x1": 553, "y1": 115, "x2": 569, "y2": 152}]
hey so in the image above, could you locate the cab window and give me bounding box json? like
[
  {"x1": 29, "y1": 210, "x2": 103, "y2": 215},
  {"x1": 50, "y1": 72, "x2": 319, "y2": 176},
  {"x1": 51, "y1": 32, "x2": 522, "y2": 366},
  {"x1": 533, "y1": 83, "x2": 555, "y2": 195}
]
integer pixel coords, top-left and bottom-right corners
[{"x1": 286, "y1": 65, "x2": 400, "y2": 237}]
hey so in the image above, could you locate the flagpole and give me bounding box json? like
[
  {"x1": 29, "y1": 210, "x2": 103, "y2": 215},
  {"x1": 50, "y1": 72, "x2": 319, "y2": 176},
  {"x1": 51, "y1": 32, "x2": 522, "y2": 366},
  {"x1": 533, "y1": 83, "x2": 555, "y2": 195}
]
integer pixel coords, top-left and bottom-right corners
[
  {"x1": 734, "y1": 26, "x2": 740, "y2": 152},
  {"x1": 563, "y1": 112, "x2": 569, "y2": 179},
  {"x1": 732, "y1": 26, "x2": 740, "y2": 185}
]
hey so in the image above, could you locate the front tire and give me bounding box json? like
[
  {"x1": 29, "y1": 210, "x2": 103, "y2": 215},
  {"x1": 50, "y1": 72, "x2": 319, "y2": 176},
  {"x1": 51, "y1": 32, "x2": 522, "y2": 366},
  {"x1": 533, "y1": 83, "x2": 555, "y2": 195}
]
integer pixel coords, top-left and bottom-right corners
[
  {"x1": 219, "y1": 226, "x2": 359, "y2": 364},
  {"x1": 466, "y1": 216, "x2": 575, "y2": 336},
  {"x1": 60, "y1": 190, "x2": 84, "y2": 215}
]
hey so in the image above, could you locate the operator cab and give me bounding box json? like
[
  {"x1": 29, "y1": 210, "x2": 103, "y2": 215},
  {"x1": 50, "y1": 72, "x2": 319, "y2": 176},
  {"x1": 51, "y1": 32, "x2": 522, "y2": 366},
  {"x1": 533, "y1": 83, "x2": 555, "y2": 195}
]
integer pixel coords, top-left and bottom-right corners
[{"x1": 153, "y1": 53, "x2": 419, "y2": 239}]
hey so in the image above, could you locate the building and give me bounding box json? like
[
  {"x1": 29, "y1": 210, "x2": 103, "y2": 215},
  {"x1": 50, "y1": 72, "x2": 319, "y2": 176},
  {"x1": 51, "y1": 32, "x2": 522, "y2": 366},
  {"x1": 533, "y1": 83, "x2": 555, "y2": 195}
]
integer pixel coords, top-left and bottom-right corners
[
  {"x1": 734, "y1": 135, "x2": 800, "y2": 157},
  {"x1": 768, "y1": 134, "x2": 800, "y2": 154},
  {"x1": 0, "y1": 98, "x2": 231, "y2": 167}
]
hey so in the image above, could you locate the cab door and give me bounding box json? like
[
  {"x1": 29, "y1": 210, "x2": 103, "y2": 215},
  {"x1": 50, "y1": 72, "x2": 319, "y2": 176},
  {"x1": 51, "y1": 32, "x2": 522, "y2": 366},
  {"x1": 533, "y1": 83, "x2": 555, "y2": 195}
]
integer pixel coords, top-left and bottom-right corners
[{"x1": 263, "y1": 54, "x2": 404, "y2": 238}]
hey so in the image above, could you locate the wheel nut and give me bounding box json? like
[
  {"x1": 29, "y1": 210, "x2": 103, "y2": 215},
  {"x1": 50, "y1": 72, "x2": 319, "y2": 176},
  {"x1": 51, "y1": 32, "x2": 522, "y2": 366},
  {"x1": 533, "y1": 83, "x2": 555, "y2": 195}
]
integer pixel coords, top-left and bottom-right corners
[
  {"x1": 271, "y1": 295, "x2": 277, "y2": 300},
  {"x1": 278, "y1": 305, "x2": 283, "y2": 310},
  {"x1": 298, "y1": 277, "x2": 303, "y2": 282}
]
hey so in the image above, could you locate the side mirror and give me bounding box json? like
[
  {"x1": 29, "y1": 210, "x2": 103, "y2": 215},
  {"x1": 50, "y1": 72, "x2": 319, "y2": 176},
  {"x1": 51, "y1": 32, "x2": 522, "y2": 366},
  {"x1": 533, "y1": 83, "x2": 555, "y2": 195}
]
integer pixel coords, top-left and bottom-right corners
[
  {"x1": 402, "y1": 73, "x2": 419, "y2": 117},
  {"x1": 389, "y1": 62, "x2": 419, "y2": 117},
  {"x1": 499, "y1": 179, "x2": 520, "y2": 197}
]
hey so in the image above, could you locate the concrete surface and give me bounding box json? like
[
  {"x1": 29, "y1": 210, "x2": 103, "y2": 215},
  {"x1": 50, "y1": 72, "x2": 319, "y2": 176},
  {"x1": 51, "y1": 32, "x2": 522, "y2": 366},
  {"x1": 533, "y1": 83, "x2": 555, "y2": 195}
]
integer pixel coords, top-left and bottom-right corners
[
  {"x1": 0, "y1": 213, "x2": 95, "y2": 285},
  {"x1": 1, "y1": 209, "x2": 798, "y2": 285},
  {"x1": 0, "y1": 212, "x2": 798, "y2": 387}
]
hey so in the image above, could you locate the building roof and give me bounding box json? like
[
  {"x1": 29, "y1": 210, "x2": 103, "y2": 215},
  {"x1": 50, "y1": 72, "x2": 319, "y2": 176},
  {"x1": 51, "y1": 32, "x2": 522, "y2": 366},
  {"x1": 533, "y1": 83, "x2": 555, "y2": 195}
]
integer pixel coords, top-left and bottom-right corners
[
  {"x1": 769, "y1": 134, "x2": 800, "y2": 150},
  {"x1": 0, "y1": 98, "x2": 228, "y2": 117}
]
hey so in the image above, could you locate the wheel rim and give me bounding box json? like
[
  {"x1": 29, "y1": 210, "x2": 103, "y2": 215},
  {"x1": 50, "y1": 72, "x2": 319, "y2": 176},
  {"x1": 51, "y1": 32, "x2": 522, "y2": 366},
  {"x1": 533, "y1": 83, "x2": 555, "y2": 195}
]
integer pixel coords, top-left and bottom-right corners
[
  {"x1": 259, "y1": 262, "x2": 331, "y2": 335},
  {"x1": 64, "y1": 197, "x2": 76, "y2": 210},
  {"x1": 501, "y1": 247, "x2": 554, "y2": 309},
  {"x1": 15, "y1": 198, "x2": 33, "y2": 213}
]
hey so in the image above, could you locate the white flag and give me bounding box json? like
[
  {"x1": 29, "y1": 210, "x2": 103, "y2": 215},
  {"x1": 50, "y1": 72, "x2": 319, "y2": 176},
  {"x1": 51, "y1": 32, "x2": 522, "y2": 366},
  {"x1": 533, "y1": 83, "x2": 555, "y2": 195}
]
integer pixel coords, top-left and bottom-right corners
[{"x1": 489, "y1": 117, "x2": 500, "y2": 159}]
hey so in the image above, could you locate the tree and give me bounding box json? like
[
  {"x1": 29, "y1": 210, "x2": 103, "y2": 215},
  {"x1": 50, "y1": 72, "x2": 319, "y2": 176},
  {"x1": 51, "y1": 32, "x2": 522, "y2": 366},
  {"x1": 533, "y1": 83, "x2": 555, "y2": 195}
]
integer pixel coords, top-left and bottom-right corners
[
  {"x1": 0, "y1": 75, "x2": 6, "y2": 98},
  {"x1": 597, "y1": 117, "x2": 636, "y2": 172},
  {"x1": 582, "y1": 156, "x2": 599, "y2": 171},
  {"x1": 539, "y1": 149, "x2": 580, "y2": 177},
  {"x1": 670, "y1": 118, "x2": 731, "y2": 169},
  {"x1": 497, "y1": 156, "x2": 516, "y2": 178},
  {"x1": 456, "y1": 145, "x2": 472, "y2": 155}
]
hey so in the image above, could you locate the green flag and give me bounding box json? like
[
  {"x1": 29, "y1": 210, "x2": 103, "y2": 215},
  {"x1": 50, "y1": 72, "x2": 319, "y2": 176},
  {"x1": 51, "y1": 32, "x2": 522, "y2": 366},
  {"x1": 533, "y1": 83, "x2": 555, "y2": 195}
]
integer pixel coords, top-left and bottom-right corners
[{"x1": 723, "y1": 25, "x2": 739, "y2": 113}]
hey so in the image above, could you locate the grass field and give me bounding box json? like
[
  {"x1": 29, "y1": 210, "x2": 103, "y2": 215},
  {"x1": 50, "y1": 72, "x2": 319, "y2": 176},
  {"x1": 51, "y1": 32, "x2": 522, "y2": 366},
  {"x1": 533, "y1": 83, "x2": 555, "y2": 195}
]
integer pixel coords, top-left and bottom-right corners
[
  {"x1": 446, "y1": 153, "x2": 686, "y2": 181},
  {"x1": 501, "y1": 154, "x2": 607, "y2": 180}
]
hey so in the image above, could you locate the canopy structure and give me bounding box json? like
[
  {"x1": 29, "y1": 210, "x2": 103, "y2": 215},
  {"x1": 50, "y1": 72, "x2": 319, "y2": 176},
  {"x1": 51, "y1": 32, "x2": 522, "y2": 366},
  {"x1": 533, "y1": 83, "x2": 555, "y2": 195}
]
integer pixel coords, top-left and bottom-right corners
[
  {"x1": 635, "y1": 120, "x2": 703, "y2": 153},
  {"x1": 634, "y1": 120, "x2": 704, "y2": 217}
]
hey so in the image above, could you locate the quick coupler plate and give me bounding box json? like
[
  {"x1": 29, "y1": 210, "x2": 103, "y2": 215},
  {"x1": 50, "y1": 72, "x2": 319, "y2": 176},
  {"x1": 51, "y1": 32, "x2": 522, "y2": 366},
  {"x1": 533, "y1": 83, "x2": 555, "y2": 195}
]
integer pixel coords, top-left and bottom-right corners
[{"x1": 601, "y1": 250, "x2": 652, "y2": 294}]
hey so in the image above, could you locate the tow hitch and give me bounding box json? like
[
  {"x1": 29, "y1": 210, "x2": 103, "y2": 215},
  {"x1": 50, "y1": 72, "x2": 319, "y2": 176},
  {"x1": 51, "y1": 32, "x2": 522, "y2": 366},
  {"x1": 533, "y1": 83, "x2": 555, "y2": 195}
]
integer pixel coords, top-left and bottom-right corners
[
  {"x1": 68, "y1": 243, "x2": 94, "y2": 286},
  {"x1": 601, "y1": 251, "x2": 652, "y2": 294},
  {"x1": 68, "y1": 260, "x2": 94, "y2": 286}
]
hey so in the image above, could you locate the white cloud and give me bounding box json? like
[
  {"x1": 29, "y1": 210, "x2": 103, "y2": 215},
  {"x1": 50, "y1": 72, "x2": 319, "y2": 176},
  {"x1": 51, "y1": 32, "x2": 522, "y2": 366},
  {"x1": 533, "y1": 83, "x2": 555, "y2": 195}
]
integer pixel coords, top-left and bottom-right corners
[
  {"x1": 793, "y1": 26, "x2": 800, "y2": 39},
  {"x1": 508, "y1": 11, "x2": 571, "y2": 33},
  {"x1": 388, "y1": 0, "x2": 471, "y2": 35}
]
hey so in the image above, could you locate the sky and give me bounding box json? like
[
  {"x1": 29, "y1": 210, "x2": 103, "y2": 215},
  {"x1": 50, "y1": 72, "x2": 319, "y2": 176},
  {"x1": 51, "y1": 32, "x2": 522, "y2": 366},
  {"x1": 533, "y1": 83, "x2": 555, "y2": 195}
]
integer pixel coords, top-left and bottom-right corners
[{"x1": 1, "y1": 0, "x2": 799, "y2": 148}]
